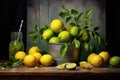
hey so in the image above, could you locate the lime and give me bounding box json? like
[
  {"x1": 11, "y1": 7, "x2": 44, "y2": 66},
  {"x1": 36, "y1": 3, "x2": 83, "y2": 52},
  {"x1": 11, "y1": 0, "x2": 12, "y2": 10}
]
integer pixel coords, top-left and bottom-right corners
[
  {"x1": 70, "y1": 26, "x2": 78, "y2": 37},
  {"x1": 66, "y1": 63, "x2": 77, "y2": 70},
  {"x1": 50, "y1": 19, "x2": 64, "y2": 33},
  {"x1": 42, "y1": 29, "x2": 55, "y2": 40},
  {"x1": 58, "y1": 31, "x2": 71, "y2": 42},
  {"x1": 109, "y1": 56, "x2": 120, "y2": 67},
  {"x1": 79, "y1": 31, "x2": 90, "y2": 42},
  {"x1": 49, "y1": 37, "x2": 59, "y2": 43},
  {"x1": 56, "y1": 64, "x2": 66, "y2": 70}
]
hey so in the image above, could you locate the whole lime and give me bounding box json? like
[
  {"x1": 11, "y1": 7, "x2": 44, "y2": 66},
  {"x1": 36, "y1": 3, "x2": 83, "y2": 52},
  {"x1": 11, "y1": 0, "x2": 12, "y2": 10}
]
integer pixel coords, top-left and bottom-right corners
[
  {"x1": 49, "y1": 37, "x2": 59, "y2": 43},
  {"x1": 70, "y1": 26, "x2": 78, "y2": 37},
  {"x1": 109, "y1": 56, "x2": 120, "y2": 67},
  {"x1": 58, "y1": 31, "x2": 71, "y2": 42},
  {"x1": 42, "y1": 29, "x2": 54, "y2": 40},
  {"x1": 79, "y1": 31, "x2": 90, "y2": 42}
]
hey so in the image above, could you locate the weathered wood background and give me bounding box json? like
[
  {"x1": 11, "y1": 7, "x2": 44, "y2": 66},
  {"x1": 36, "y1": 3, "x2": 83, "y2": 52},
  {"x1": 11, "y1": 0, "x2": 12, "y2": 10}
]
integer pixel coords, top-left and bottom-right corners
[{"x1": 27, "y1": 0, "x2": 106, "y2": 53}]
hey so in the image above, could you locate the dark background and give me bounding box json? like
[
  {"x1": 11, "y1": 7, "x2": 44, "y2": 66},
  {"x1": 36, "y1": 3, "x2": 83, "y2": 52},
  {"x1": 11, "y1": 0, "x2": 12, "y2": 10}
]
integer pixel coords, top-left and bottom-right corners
[
  {"x1": 0, "y1": 0, "x2": 120, "y2": 60},
  {"x1": 1, "y1": 0, "x2": 27, "y2": 60}
]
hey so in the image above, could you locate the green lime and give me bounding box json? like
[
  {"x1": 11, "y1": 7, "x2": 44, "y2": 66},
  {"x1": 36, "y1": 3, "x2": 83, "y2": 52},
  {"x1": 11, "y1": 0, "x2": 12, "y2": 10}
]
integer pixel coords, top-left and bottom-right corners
[
  {"x1": 42, "y1": 29, "x2": 55, "y2": 40},
  {"x1": 66, "y1": 63, "x2": 77, "y2": 70},
  {"x1": 70, "y1": 26, "x2": 78, "y2": 37},
  {"x1": 49, "y1": 37, "x2": 59, "y2": 43},
  {"x1": 79, "y1": 31, "x2": 90, "y2": 42},
  {"x1": 109, "y1": 56, "x2": 120, "y2": 67},
  {"x1": 58, "y1": 31, "x2": 71, "y2": 42}
]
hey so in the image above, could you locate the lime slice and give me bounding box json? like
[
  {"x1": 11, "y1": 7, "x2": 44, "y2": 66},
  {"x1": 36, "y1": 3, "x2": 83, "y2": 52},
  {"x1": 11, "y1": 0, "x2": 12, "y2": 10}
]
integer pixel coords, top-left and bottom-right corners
[
  {"x1": 66, "y1": 63, "x2": 77, "y2": 70},
  {"x1": 56, "y1": 64, "x2": 66, "y2": 70}
]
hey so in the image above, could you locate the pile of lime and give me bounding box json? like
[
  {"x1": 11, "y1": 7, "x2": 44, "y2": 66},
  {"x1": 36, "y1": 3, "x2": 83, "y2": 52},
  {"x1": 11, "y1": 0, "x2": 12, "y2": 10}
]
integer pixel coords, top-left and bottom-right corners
[{"x1": 42, "y1": 19, "x2": 90, "y2": 44}]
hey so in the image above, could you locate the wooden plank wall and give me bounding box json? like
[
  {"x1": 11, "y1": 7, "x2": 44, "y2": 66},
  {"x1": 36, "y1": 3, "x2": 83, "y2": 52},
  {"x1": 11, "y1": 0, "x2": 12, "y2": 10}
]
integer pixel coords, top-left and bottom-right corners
[{"x1": 27, "y1": 0, "x2": 106, "y2": 52}]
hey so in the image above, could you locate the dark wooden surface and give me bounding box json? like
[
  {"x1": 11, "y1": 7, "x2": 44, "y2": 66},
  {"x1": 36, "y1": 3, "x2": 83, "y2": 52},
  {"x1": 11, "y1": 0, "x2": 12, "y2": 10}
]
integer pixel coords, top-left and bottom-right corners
[{"x1": 0, "y1": 66, "x2": 120, "y2": 80}]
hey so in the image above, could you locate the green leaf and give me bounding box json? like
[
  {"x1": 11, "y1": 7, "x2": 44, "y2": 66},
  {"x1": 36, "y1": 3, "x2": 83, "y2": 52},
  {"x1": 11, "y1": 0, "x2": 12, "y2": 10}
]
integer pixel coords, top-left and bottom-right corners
[
  {"x1": 94, "y1": 27, "x2": 100, "y2": 31},
  {"x1": 89, "y1": 44, "x2": 95, "y2": 52},
  {"x1": 78, "y1": 29, "x2": 85, "y2": 37},
  {"x1": 28, "y1": 31, "x2": 37, "y2": 37},
  {"x1": 85, "y1": 17, "x2": 92, "y2": 21},
  {"x1": 92, "y1": 32, "x2": 97, "y2": 40},
  {"x1": 85, "y1": 9, "x2": 93, "y2": 16},
  {"x1": 78, "y1": 12, "x2": 84, "y2": 19},
  {"x1": 32, "y1": 36, "x2": 38, "y2": 43},
  {"x1": 35, "y1": 25, "x2": 40, "y2": 32},
  {"x1": 11, "y1": 60, "x2": 22, "y2": 68},
  {"x1": 97, "y1": 36, "x2": 102, "y2": 44},
  {"x1": 59, "y1": 12, "x2": 68, "y2": 19},
  {"x1": 71, "y1": 9, "x2": 78, "y2": 15},
  {"x1": 60, "y1": 43, "x2": 68, "y2": 58},
  {"x1": 72, "y1": 39, "x2": 80, "y2": 48},
  {"x1": 66, "y1": 16, "x2": 71, "y2": 23},
  {"x1": 69, "y1": 22, "x2": 76, "y2": 26},
  {"x1": 61, "y1": 5, "x2": 70, "y2": 13}
]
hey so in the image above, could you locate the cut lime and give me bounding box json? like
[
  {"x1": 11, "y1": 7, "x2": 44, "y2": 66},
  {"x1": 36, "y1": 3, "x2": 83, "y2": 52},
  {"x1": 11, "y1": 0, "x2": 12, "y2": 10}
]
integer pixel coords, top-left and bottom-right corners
[
  {"x1": 56, "y1": 64, "x2": 66, "y2": 70},
  {"x1": 66, "y1": 63, "x2": 77, "y2": 70}
]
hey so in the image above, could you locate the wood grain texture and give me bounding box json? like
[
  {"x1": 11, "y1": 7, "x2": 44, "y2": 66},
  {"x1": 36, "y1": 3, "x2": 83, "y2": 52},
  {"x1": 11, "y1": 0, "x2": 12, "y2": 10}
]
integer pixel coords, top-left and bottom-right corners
[
  {"x1": 27, "y1": 0, "x2": 106, "y2": 52},
  {"x1": 0, "y1": 66, "x2": 120, "y2": 80}
]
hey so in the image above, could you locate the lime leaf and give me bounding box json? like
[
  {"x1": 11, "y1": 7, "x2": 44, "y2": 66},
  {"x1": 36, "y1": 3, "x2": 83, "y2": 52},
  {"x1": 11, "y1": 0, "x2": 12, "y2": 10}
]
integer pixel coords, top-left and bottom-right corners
[
  {"x1": 85, "y1": 9, "x2": 93, "y2": 16},
  {"x1": 78, "y1": 12, "x2": 84, "y2": 19},
  {"x1": 35, "y1": 24, "x2": 40, "y2": 32},
  {"x1": 60, "y1": 43, "x2": 68, "y2": 58},
  {"x1": 66, "y1": 16, "x2": 71, "y2": 23},
  {"x1": 59, "y1": 12, "x2": 67, "y2": 19},
  {"x1": 32, "y1": 36, "x2": 38, "y2": 43},
  {"x1": 71, "y1": 9, "x2": 78, "y2": 15},
  {"x1": 28, "y1": 31, "x2": 37, "y2": 37},
  {"x1": 61, "y1": 5, "x2": 70, "y2": 13},
  {"x1": 69, "y1": 22, "x2": 76, "y2": 26},
  {"x1": 94, "y1": 27, "x2": 100, "y2": 31}
]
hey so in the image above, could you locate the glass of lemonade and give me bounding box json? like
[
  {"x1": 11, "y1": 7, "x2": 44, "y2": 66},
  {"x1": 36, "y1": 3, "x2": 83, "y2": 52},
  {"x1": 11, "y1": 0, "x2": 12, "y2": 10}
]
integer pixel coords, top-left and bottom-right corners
[{"x1": 9, "y1": 32, "x2": 24, "y2": 60}]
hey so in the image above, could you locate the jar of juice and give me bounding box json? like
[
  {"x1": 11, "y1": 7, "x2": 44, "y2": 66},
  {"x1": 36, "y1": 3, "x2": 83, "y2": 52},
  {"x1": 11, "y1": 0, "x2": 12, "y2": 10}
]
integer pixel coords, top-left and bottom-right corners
[{"x1": 9, "y1": 32, "x2": 24, "y2": 60}]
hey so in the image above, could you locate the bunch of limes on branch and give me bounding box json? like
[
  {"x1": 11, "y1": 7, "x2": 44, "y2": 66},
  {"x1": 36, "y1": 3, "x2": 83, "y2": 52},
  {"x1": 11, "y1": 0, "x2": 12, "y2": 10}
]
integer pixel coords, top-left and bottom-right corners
[{"x1": 28, "y1": 5, "x2": 106, "y2": 58}]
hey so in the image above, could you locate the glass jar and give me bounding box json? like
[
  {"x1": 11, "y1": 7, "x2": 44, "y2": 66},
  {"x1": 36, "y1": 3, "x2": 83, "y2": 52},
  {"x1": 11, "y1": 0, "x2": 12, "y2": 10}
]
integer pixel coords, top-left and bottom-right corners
[{"x1": 9, "y1": 32, "x2": 24, "y2": 60}]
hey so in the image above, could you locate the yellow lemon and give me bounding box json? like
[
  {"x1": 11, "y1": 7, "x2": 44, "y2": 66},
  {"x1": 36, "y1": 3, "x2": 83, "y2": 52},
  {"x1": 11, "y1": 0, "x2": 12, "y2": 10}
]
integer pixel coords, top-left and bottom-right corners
[
  {"x1": 87, "y1": 53, "x2": 97, "y2": 63},
  {"x1": 31, "y1": 52, "x2": 42, "y2": 63},
  {"x1": 23, "y1": 55, "x2": 37, "y2": 67},
  {"x1": 15, "y1": 51, "x2": 27, "y2": 60},
  {"x1": 40, "y1": 54, "x2": 54, "y2": 67},
  {"x1": 91, "y1": 55, "x2": 104, "y2": 67},
  {"x1": 79, "y1": 61, "x2": 93, "y2": 69},
  {"x1": 99, "y1": 51, "x2": 110, "y2": 64},
  {"x1": 50, "y1": 19, "x2": 64, "y2": 33},
  {"x1": 28, "y1": 46, "x2": 40, "y2": 54}
]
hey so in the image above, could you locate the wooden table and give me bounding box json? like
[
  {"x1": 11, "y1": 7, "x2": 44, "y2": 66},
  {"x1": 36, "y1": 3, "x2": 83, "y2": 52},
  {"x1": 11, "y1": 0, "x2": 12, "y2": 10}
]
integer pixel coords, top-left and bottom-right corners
[{"x1": 0, "y1": 66, "x2": 120, "y2": 80}]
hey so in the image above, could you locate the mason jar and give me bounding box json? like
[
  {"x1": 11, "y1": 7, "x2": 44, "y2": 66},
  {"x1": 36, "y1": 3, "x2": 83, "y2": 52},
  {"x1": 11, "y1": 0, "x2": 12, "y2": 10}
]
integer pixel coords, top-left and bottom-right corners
[{"x1": 9, "y1": 32, "x2": 24, "y2": 60}]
